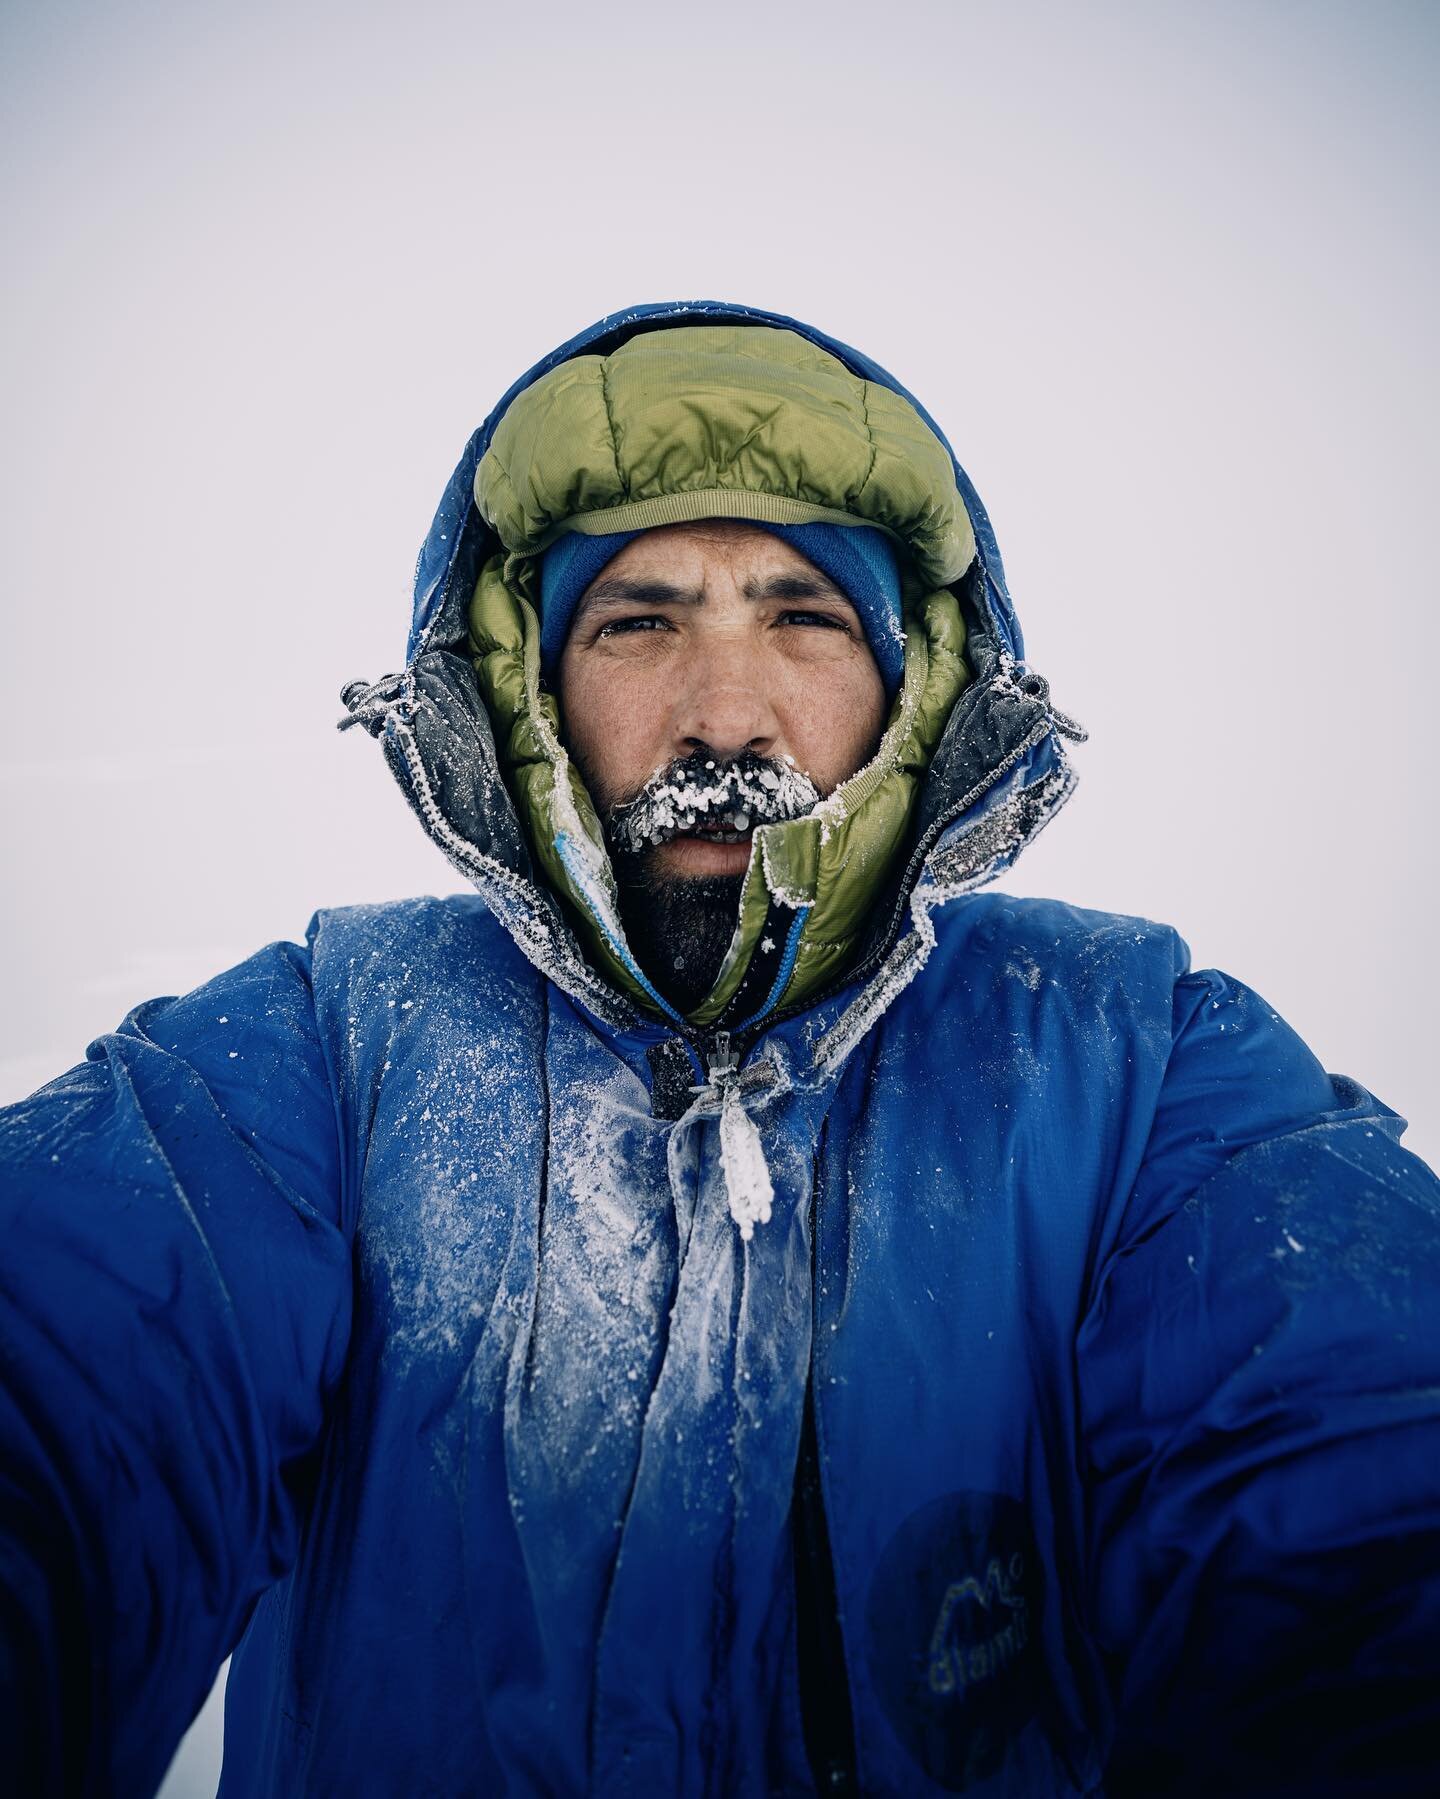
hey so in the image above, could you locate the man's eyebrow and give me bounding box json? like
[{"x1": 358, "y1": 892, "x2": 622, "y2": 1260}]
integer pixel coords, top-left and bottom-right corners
[
  {"x1": 578, "y1": 577, "x2": 705, "y2": 609},
  {"x1": 578, "y1": 571, "x2": 851, "y2": 610},
  {"x1": 742, "y1": 571, "x2": 848, "y2": 603}
]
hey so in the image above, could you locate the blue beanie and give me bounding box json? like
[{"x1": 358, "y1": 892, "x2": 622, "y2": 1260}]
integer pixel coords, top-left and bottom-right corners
[{"x1": 538, "y1": 522, "x2": 906, "y2": 696}]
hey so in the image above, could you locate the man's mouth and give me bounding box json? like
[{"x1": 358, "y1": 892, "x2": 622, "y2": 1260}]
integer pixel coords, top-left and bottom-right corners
[{"x1": 656, "y1": 806, "x2": 756, "y2": 847}]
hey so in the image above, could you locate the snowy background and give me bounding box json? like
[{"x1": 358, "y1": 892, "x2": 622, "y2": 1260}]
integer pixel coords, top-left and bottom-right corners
[{"x1": 2, "y1": 1, "x2": 1436, "y2": 1791}]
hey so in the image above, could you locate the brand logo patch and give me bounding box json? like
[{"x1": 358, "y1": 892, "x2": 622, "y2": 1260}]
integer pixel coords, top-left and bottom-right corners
[{"x1": 865, "y1": 1492, "x2": 1044, "y2": 1791}]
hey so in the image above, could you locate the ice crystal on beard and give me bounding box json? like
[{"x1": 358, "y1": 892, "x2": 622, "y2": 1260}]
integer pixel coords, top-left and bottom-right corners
[{"x1": 610, "y1": 752, "x2": 820, "y2": 855}]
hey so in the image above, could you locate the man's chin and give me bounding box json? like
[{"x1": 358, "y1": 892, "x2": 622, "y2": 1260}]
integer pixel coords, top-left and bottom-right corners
[{"x1": 610, "y1": 846, "x2": 749, "y2": 1014}]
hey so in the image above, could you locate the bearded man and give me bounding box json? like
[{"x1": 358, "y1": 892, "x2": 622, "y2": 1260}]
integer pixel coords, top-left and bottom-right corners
[{"x1": 3, "y1": 303, "x2": 1438, "y2": 1798}]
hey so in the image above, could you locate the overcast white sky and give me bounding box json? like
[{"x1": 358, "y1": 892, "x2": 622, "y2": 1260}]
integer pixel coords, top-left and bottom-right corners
[{"x1": 3, "y1": 2, "x2": 1437, "y2": 1789}]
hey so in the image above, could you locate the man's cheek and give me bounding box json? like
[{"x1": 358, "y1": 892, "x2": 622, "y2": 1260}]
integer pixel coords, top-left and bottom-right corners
[{"x1": 568, "y1": 720, "x2": 656, "y2": 815}]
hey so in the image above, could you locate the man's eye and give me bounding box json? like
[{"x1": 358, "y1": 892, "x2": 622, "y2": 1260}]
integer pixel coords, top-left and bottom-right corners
[
  {"x1": 778, "y1": 610, "x2": 849, "y2": 631},
  {"x1": 596, "y1": 615, "x2": 671, "y2": 638}
]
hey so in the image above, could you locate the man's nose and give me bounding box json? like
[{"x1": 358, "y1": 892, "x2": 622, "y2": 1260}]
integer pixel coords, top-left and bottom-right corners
[{"x1": 673, "y1": 643, "x2": 781, "y2": 762}]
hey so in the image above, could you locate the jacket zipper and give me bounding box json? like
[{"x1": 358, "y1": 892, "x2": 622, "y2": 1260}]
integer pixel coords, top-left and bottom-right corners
[
  {"x1": 795, "y1": 1123, "x2": 857, "y2": 1796},
  {"x1": 793, "y1": 1377, "x2": 859, "y2": 1794}
]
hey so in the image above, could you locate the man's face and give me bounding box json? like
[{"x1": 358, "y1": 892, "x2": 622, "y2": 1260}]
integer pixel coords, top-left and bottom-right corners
[
  {"x1": 556, "y1": 520, "x2": 891, "y2": 1007},
  {"x1": 558, "y1": 521, "x2": 888, "y2": 881}
]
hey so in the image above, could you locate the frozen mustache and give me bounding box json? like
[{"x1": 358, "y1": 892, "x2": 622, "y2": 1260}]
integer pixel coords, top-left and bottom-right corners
[{"x1": 609, "y1": 752, "x2": 821, "y2": 855}]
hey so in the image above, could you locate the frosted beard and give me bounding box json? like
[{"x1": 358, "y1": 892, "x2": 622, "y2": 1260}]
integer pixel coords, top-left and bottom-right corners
[{"x1": 605, "y1": 750, "x2": 820, "y2": 1014}]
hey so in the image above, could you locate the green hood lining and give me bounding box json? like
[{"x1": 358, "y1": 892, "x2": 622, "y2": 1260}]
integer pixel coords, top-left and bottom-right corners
[
  {"x1": 463, "y1": 322, "x2": 980, "y2": 1024},
  {"x1": 467, "y1": 554, "x2": 969, "y2": 1026},
  {"x1": 474, "y1": 325, "x2": 978, "y2": 596}
]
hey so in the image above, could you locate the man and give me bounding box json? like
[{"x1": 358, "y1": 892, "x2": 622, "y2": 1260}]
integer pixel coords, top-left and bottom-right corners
[{"x1": 2, "y1": 302, "x2": 1437, "y2": 1797}]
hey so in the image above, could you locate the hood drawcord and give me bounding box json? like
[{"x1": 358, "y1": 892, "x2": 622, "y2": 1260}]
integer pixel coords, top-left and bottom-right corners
[
  {"x1": 708, "y1": 1032, "x2": 774, "y2": 1242},
  {"x1": 337, "y1": 672, "x2": 410, "y2": 736}
]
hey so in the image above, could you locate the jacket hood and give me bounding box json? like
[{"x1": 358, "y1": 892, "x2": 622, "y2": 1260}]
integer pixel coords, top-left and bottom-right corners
[
  {"x1": 341, "y1": 301, "x2": 1082, "y2": 1043},
  {"x1": 466, "y1": 321, "x2": 979, "y2": 1026},
  {"x1": 404, "y1": 301, "x2": 1025, "y2": 664}
]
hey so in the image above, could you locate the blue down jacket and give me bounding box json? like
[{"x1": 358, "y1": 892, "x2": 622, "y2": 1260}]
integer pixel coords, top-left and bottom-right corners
[{"x1": 3, "y1": 304, "x2": 1439, "y2": 1798}]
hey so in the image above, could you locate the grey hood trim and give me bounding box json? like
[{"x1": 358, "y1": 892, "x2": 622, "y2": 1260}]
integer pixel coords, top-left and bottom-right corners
[
  {"x1": 339, "y1": 581, "x2": 1084, "y2": 1052},
  {"x1": 341, "y1": 658, "x2": 642, "y2": 1032}
]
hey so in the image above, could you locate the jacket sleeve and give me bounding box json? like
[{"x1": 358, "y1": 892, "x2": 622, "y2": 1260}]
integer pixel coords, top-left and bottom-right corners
[
  {"x1": 0, "y1": 932, "x2": 353, "y2": 1798},
  {"x1": 1078, "y1": 968, "x2": 1440, "y2": 1796}
]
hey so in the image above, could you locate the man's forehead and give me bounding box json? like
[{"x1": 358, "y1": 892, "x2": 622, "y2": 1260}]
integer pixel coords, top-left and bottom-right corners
[{"x1": 578, "y1": 523, "x2": 848, "y2": 608}]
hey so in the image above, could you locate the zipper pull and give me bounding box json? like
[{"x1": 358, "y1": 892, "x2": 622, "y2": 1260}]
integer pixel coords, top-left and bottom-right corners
[
  {"x1": 708, "y1": 1029, "x2": 738, "y2": 1082},
  {"x1": 704, "y1": 1030, "x2": 774, "y2": 1241}
]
